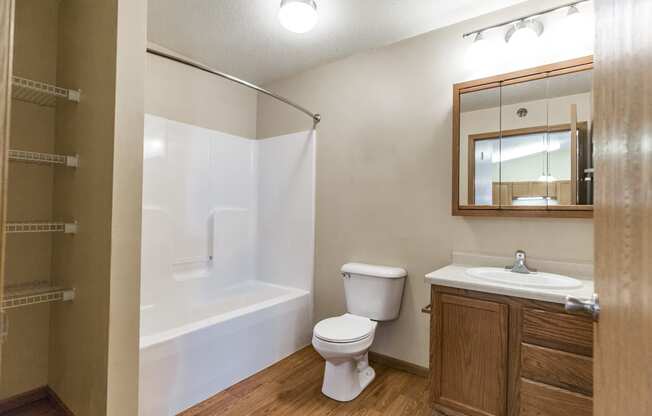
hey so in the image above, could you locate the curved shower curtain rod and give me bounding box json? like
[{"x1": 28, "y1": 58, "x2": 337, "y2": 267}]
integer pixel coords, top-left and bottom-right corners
[{"x1": 146, "y1": 47, "x2": 321, "y2": 126}]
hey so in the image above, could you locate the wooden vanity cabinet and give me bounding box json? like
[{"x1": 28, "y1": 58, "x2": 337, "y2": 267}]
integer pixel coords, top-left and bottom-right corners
[{"x1": 430, "y1": 285, "x2": 594, "y2": 416}]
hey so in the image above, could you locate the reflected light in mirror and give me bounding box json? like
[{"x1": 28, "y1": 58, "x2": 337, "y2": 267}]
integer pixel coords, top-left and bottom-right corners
[
  {"x1": 537, "y1": 174, "x2": 558, "y2": 182},
  {"x1": 513, "y1": 196, "x2": 559, "y2": 206},
  {"x1": 491, "y1": 140, "x2": 560, "y2": 163}
]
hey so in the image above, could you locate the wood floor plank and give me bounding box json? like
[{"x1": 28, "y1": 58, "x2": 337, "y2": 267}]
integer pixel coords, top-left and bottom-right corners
[
  {"x1": 180, "y1": 346, "x2": 432, "y2": 416},
  {"x1": 2, "y1": 398, "x2": 66, "y2": 416}
]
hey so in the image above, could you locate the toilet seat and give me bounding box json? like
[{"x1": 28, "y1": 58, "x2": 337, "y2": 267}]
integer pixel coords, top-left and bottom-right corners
[{"x1": 314, "y1": 313, "x2": 374, "y2": 343}]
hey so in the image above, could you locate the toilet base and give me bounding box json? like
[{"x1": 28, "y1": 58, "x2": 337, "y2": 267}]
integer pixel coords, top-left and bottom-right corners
[{"x1": 321, "y1": 353, "x2": 376, "y2": 402}]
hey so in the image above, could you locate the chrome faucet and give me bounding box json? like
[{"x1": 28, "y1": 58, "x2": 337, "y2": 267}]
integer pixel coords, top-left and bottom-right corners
[{"x1": 506, "y1": 250, "x2": 536, "y2": 274}]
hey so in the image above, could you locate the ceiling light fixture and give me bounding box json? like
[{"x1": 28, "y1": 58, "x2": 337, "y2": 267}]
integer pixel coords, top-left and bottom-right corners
[{"x1": 279, "y1": 0, "x2": 318, "y2": 34}]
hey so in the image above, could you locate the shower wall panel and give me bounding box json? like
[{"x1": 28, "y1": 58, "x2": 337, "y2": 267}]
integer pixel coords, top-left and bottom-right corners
[
  {"x1": 142, "y1": 114, "x2": 257, "y2": 307},
  {"x1": 257, "y1": 131, "x2": 315, "y2": 292}
]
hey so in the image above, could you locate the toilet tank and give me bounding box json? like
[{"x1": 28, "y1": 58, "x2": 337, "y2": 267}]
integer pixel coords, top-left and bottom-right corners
[{"x1": 341, "y1": 263, "x2": 407, "y2": 321}]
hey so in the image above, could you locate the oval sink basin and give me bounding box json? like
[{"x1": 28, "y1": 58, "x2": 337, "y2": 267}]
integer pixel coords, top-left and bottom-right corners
[{"x1": 465, "y1": 267, "x2": 582, "y2": 290}]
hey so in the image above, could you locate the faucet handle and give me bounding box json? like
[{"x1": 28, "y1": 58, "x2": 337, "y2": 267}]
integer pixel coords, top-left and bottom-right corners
[{"x1": 506, "y1": 250, "x2": 537, "y2": 273}]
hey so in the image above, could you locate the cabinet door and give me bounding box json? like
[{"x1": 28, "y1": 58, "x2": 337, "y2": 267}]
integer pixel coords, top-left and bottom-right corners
[{"x1": 431, "y1": 292, "x2": 509, "y2": 416}]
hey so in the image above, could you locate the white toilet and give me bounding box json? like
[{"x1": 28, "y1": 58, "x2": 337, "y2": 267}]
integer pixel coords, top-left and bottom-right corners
[{"x1": 312, "y1": 262, "x2": 407, "y2": 402}]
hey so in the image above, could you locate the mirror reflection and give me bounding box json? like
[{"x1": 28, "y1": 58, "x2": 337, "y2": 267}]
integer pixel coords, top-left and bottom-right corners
[{"x1": 458, "y1": 68, "x2": 593, "y2": 209}]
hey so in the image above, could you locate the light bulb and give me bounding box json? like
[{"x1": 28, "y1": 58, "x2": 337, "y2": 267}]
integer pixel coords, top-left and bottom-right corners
[
  {"x1": 505, "y1": 20, "x2": 543, "y2": 60},
  {"x1": 466, "y1": 32, "x2": 495, "y2": 68},
  {"x1": 566, "y1": 4, "x2": 580, "y2": 21},
  {"x1": 279, "y1": 0, "x2": 318, "y2": 34},
  {"x1": 510, "y1": 26, "x2": 538, "y2": 46},
  {"x1": 561, "y1": 5, "x2": 587, "y2": 39}
]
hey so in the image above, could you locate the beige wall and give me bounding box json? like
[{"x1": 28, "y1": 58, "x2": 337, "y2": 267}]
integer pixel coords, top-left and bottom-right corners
[
  {"x1": 1, "y1": 0, "x2": 58, "y2": 399},
  {"x1": 49, "y1": 0, "x2": 118, "y2": 414},
  {"x1": 145, "y1": 45, "x2": 258, "y2": 139},
  {"x1": 257, "y1": 0, "x2": 594, "y2": 367},
  {"x1": 106, "y1": 0, "x2": 147, "y2": 414}
]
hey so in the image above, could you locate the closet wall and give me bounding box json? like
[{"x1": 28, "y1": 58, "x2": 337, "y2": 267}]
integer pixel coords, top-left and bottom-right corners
[
  {"x1": 48, "y1": 0, "x2": 120, "y2": 413},
  {"x1": 0, "y1": 0, "x2": 145, "y2": 414},
  {"x1": 1, "y1": 0, "x2": 58, "y2": 398}
]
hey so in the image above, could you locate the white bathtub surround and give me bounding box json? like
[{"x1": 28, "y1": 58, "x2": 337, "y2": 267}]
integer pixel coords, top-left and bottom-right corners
[
  {"x1": 139, "y1": 282, "x2": 310, "y2": 415},
  {"x1": 425, "y1": 252, "x2": 594, "y2": 304},
  {"x1": 258, "y1": 132, "x2": 316, "y2": 292},
  {"x1": 140, "y1": 115, "x2": 315, "y2": 415}
]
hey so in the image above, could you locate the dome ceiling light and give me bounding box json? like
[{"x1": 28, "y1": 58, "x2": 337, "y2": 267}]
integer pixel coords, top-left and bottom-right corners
[{"x1": 279, "y1": 0, "x2": 318, "y2": 34}]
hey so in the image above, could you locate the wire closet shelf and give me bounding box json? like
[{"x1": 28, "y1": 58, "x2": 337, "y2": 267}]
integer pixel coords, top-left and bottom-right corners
[
  {"x1": 2, "y1": 281, "x2": 75, "y2": 310},
  {"x1": 9, "y1": 149, "x2": 79, "y2": 167},
  {"x1": 11, "y1": 75, "x2": 80, "y2": 107},
  {"x1": 5, "y1": 221, "x2": 78, "y2": 234}
]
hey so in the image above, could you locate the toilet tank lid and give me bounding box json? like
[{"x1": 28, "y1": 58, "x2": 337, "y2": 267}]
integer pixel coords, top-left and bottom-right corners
[{"x1": 341, "y1": 262, "x2": 407, "y2": 279}]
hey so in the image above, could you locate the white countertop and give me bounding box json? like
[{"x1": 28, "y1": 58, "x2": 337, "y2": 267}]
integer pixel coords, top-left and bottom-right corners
[{"x1": 425, "y1": 264, "x2": 594, "y2": 304}]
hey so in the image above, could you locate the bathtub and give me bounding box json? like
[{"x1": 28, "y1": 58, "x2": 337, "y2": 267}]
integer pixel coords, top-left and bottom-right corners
[{"x1": 138, "y1": 281, "x2": 312, "y2": 416}]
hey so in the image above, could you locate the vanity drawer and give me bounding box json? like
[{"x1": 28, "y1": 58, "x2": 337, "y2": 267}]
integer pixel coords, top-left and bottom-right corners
[
  {"x1": 522, "y1": 308, "x2": 593, "y2": 356},
  {"x1": 519, "y1": 379, "x2": 592, "y2": 416},
  {"x1": 521, "y1": 343, "x2": 593, "y2": 396}
]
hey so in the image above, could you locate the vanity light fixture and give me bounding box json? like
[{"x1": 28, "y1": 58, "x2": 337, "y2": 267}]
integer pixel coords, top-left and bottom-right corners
[
  {"x1": 279, "y1": 0, "x2": 318, "y2": 34},
  {"x1": 505, "y1": 19, "x2": 544, "y2": 44},
  {"x1": 567, "y1": 4, "x2": 581, "y2": 19},
  {"x1": 462, "y1": 0, "x2": 589, "y2": 43},
  {"x1": 466, "y1": 31, "x2": 495, "y2": 65},
  {"x1": 562, "y1": 4, "x2": 586, "y2": 37}
]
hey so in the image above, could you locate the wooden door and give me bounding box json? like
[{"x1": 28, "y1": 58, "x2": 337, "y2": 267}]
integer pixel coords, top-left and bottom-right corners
[
  {"x1": 0, "y1": 0, "x2": 14, "y2": 373},
  {"x1": 431, "y1": 292, "x2": 509, "y2": 416},
  {"x1": 593, "y1": 0, "x2": 652, "y2": 415}
]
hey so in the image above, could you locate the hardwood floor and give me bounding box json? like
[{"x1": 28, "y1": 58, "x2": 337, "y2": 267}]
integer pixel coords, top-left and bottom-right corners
[
  {"x1": 1, "y1": 398, "x2": 66, "y2": 416},
  {"x1": 181, "y1": 346, "x2": 432, "y2": 416}
]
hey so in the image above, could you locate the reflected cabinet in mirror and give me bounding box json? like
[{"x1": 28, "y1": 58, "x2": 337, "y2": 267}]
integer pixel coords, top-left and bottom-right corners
[{"x1": 453, "y1": 57, "x2": 594, "y2": 218}]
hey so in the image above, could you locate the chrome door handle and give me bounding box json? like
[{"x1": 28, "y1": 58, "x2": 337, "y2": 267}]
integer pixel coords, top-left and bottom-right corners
[{"x1": 565, "y1": 294, "x2": 600, "y2": 321}]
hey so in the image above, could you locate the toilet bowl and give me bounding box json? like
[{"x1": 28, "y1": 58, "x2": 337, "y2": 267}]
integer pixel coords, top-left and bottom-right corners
[
  {"x1": 312, "y1": 314, "x2": 378, "y2": 401},
  {"x1": 313, "y1": 263, "x2": 407, "y2": 402}
]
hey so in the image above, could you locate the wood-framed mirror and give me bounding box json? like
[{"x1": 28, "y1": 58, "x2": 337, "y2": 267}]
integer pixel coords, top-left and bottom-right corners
[{"x1": 452, "y1": 56, "x2": 594, "y2": 218}]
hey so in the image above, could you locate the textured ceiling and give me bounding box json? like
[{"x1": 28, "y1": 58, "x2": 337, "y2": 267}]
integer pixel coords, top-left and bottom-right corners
[{"x1": 148, "y1": 0, "x2": 526, "y2": 85}]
